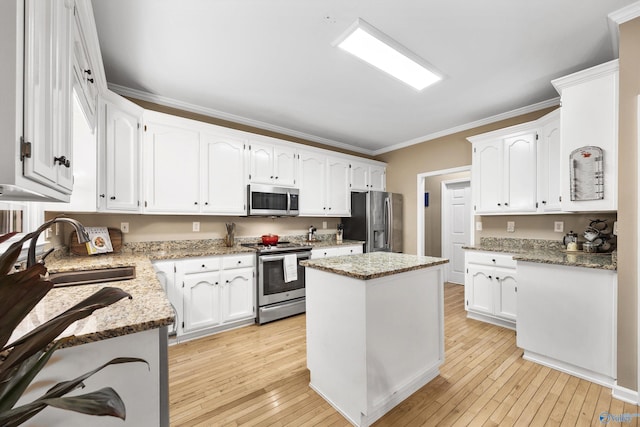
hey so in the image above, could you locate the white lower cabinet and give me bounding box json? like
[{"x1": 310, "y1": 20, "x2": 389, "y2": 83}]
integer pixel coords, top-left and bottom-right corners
[
  {"x1": 154, "y1": 253, "x2": 255, "y2": 342},
  {"x1": 310, "y1": 244, "x2": 363, "y2": 259},
  {"x1": 464, "y1": 251, "x2": 517, "y2": 329},
  {"x1": 516, "y1": 262, "x2": 616, "y2": 386}
]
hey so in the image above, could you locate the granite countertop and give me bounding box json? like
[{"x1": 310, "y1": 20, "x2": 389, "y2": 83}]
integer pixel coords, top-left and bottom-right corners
[
  {"x1": 12, "y1": 254, "x2": 174, "y2": 349},
  {"x1": 301, "y1": 252, "x2": 449, "y2": 280},
  {"x1": 11, "y1": 236, "x2": 366, "y2": 349},
  {"x1": 463, "y1": 238, "x2": 617, "y2": 271}
]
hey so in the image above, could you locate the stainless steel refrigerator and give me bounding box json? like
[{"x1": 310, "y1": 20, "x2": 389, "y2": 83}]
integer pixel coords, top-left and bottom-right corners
[{"x1": 342, "y1": 191, "x2": 403, "y2": 253}]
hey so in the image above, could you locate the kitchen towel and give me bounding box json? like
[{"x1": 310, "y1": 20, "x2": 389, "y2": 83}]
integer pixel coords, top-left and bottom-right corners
[{"x1": 283, "y1": 254, "x2": 297, "y2": 283}]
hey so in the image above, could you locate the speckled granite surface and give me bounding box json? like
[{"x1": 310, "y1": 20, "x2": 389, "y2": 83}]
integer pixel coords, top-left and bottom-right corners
[
  {"x1": 19, "y1": 235, "x2": 364, "y2": 349},
  {"x1": 301, "y1": 252, "x2": 448, "y2": 280},
  {"x1": 12, "y1": 254, "x2": 174, "y2": 349},
  {"x1": 463, "y1": 238, "x2": 616, "y2": 270}
]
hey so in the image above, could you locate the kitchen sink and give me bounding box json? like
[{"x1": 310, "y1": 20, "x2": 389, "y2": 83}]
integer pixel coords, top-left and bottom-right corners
[{"x1": 49, "y1": 266, "x2": 136, "y2": 287}]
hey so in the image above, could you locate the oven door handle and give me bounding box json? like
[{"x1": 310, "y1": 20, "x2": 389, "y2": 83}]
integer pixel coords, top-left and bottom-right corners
[{"x1": 259, "y1": 252, "x2": 310, "y2": 263}]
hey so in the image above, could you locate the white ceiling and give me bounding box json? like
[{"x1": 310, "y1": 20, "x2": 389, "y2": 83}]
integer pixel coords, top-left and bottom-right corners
[{"x1": 91, "y1": 0, "x2": 635, "y2": 155}]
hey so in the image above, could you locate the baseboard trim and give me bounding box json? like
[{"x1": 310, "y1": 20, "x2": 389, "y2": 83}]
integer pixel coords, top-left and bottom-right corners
[
  {"x1": 612, "y1": 384, "x2": 639, "y2": 405},
  {"x1": 523, "y1": 350, "x2": 615, "y2": 388},
  {"x1": 466, "y1": 311, "x2": 516, "y2": 330}
]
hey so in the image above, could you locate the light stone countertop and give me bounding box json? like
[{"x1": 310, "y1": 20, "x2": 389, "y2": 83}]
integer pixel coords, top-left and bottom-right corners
[
  {"x1": 12, "y1": 238, "x2": 367, "y2": 349},
  {"x1": 301, "y1": 252, "x2": 449, "y2": 280},
  {"x1": 463, "y1": 237, "x2": 616, "y2": 270}
]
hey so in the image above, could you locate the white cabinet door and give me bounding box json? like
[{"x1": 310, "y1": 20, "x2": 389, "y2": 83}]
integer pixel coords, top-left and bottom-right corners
[
  {"x1": 274, "y1": 145, "x2": 297, "y2": 187},
  {"x1": 249, "y1": 140, "x2": 297, "y2": 187},
  {"x1": 537, "y1": 110, "x2": 561, "y2": 212},
  {"x1": 350, "y1": 161, "x2": 369, "y2": 191},
  {"x1": 143, "y1": 119, "x2": 200, "y2": 213},
  {"x1": 221, "y1": 268, "x2": 255, "y2": 323},
  {"x1": 183, "y1": 271, "x2": 222, "y2": 333},
  {"x1": 101, "y1": 96, "x2": 142, "y2": 212},
  {"x1": 248, "y1": 140, "x2": 274, "y2": 185},
  {"x1": 201, "y1": 132, "x2": 246, "y2": 214},
  {"x1": 503, "y1": 133, "x2": 537, "y2": 212},
  {"x1": 472, "y1": 141, "x2": 503, "y2": 214},
  {"x1": 369, "y1": 165, "x2": 386, "y2": 191},
  {"x1": 299, "y1": 151, "x2": 327, "y2": 215},
  {"x1": 466, "y1": 266, "x2": 494, "y2": 315},
  {"x1": 23, "y1": 0, "x2": 74, "y2": 194},
  {"x1": 335, "y1": 245, "x2": 363, "y2": 256},
  {"x1": 495, "y1": 271, "x2": 517, "y2": 321},
  {"x1": 326, "y1": 156, "x2": 350, "y2": 216},
  {"x1": 70, "y1": 4, "x2": 97, "y2": 129}
]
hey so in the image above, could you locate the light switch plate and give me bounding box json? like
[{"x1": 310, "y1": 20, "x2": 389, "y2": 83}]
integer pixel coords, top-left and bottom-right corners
[
  {"x1": 613, "y1": 221, "x2": 618, "y2": 236},
  {"x1": 554, "y1": 221, "x2": 564, "y2": 233},
  {"x1": 120, "y1": 222, "x2": 129, "y2": 233},
  {"x1": 192, "y1": 222, "x2": 200, "y2": 232},
  {"x1": 507, "y1": 221, "x2": 515, "y2": 233},
  {"x1": 475, "y1": 221, "x2": 483, "y2": 231}
]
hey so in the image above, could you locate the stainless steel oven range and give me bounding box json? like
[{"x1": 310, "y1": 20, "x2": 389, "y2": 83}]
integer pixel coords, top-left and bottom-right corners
[{"x1": 241, "y1": 241, "x2": 311, "y2": 324}]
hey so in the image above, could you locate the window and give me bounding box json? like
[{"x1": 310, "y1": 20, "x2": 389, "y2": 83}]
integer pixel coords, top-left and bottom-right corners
[
  {"x1": 0, "y1": 202, "x2": 24, "y2": 235},
  {"x1": 0, "y1": 202, "x2": 44, "y2": 260}
]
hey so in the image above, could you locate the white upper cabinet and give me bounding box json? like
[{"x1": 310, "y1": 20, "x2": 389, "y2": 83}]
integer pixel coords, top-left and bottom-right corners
[
  {"x1": 299, "y1": 151, "x2": 327, "y2": 215},
  {"x1": 71, "y1": 1, "x2": 98, "y2": 129},
  {"x1": 143, "y1": 111, "x2": 248, "y2": 215},
  {"x1": 99, "y1": 92, "x2": 143, "y2": 212},
  {"x1": 326, "y1": 156, "x2": 351, "y2": 216},
  {"x1": 201, "y1": 130, "x2": 247, "y2": 215},
  {"x1": 248, "y1": 138, "x2": 297, "y2": 187},
  {"x1": 536, "y1": 109, "x2": 561, "y2": 213},
  {"x1": 502, "y1": 132, "x2": 537, "y2": 212},
  {"x1": 552, "y1": 60, "x2": 618, "y2": 212},
  {"x1": 23, "y1": 0, "x2": 74, "y2": 195},
  {"x1": 143, "y1": 113, "x2": 201, "y2": 213},
  {"x1": 350, "y1": 161, "x2": 386, "y2": 192},
  {"x1": 299, "y1": 150, "x2": 350, "y2": 216},
  {"x1": 471, "y1": 128, "x2": 538, "y2": 215}
]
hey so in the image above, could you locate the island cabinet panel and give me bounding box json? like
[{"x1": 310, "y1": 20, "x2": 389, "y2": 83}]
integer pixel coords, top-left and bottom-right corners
[
  {"x1": 306, "y1": 265, "x2": 444, "y2": 427},
  {"x1": 516, "y1": 262, "x2": 616, "y2": 386}
]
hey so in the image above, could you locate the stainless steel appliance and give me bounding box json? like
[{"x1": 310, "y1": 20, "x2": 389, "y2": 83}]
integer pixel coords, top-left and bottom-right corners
[
  {"x1": 342, "y1": 191, "x2": 403, "y2": 253},
  {"x1": 247, "y1": 184, "x2": 299, "y2": 216},
  {"x1": 241, "y1": 241, "x2": 311, "y2": 324}
]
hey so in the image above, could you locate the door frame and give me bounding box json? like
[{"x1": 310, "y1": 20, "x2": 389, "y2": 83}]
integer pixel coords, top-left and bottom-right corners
[
  {"x1": 416, "y1": 165, "x2": 472, "y2": 257},
  {"x1": 441, "y1": 178, "x2": 471, "y2": 283}
]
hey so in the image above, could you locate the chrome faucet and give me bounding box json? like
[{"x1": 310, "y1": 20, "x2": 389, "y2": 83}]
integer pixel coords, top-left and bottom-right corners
[{"x1": 27, "y1": 217, "x2": 90, "y2": 267}]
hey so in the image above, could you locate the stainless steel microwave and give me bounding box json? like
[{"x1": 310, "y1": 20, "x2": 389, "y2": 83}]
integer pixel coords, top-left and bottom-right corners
[{"x1": 247, "y1": 184, "x2": 300, "y2": 216}]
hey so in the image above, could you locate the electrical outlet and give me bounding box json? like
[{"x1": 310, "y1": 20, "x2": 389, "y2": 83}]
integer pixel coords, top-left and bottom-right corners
[
  {"x1": 554, "y1": 221, "x2": 564, "y2": 233},
  {"x1": 45, "y1": 228, "x2": 52, "y2": 239},
  {"x1": 507, "y1": 221, "x2": 515, "y2": 233},
  {"x1": 192, "y1": 222, "x2": 200, "y2": 232},
  {"x1": 322, "y1": 221, "x2": 327, "y2": 229},
  {"x1": 475, "y1": 221, "x2": 483, "y2": 231},
  {"x1": 120, "y1": 222, "x2": 129, "y2": 233},
  {"x1": 55, "y1": 223, "x2": 60, "y2": 236},
  {"x1": 613, "y1": 221, "x2": 618, "y2": 236}
]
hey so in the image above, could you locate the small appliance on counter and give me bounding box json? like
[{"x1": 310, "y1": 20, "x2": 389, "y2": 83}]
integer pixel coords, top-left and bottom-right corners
[
  {"x1": 307, "y1": 225, "x2": 317, "y2": 242},
  {"x1": 562, "y1": 231, "x2": 579, "y2": 251},
  {"x1": 581, "y1": 219, "x2": 614, "y2": 253}
]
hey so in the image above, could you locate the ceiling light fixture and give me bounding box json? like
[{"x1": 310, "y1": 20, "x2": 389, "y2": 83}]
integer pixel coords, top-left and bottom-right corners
[{"x1": 333, "y1": 19, "x2": 442, "y2": 91}]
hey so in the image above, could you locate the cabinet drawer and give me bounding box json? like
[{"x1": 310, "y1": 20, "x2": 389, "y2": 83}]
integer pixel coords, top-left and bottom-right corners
[
  {"x1": 176, "y1": 257, "x2": 221, "y2": 274},
  {"x1": 222, "y1": 254, "x2": 255, "y2": 270},
  {"x1": 465, "y1": 251, "x2": 516, "y2": 269}
]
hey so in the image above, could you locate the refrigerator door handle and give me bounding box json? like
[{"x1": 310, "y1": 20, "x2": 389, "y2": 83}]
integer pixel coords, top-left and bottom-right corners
[{"x1": 385, "y1": 197, "x2": 391, "y2": 249}]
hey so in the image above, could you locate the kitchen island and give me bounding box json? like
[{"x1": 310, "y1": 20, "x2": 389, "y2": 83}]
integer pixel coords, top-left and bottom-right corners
[{"x1": 301, "y1": 252, "x2": 448, "y2": 427}]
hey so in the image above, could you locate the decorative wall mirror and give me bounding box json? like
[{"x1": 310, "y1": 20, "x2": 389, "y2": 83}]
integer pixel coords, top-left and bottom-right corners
[{"x1": 570, "y1": 146, "x2": 604, "y2": 201}]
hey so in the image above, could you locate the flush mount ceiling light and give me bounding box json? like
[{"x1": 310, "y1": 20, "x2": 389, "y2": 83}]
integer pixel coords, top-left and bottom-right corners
[{"x1": 333, "y1": 19, "x2": 442, "y2": 91}]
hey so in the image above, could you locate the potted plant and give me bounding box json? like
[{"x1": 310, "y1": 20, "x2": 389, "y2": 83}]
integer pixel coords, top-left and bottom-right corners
[{"x1": 0, "y1": 218, "x2": 146, "y2": 426}]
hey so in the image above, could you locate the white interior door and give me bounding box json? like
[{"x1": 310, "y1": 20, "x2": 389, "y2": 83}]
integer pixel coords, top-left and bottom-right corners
[{"x1": 442, "y1": 180, "x2": 471, "y2": 284}]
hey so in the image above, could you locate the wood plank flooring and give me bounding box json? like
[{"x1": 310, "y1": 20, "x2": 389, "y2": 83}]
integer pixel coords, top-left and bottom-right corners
[{"x1": 168, "y1": 284, "x2": 639, "y2": 426}]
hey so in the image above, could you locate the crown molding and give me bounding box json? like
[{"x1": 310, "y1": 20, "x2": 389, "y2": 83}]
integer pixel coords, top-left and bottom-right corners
[
  {"x1": 608, "y1": 1, "x2": 640, "y2": 56},
  {"x1": 107, "y1": 83, "x2": 375, "y2": 156},
  {"x1": 372, "y1": 97, "x2": 560, "y2": 156},
  {"x1": 551, "y1": 59, "x2": 619, "y2": 92}
]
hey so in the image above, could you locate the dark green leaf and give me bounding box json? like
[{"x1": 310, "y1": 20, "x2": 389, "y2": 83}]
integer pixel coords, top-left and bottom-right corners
[
  {"x1": 0, "y1": 287, "x2": 132, "y2": 383},
  {"x1": 40, "y1": 387, "x2": 126, "y2": 419},
  {"x1": 44, "y1": 357, "x2": 148, "y2": 398},
  {"x1": 0, "y1": 339, "x2": 66, "y2": 412},
  {"x1": 0, "y1": 264, "x2": 52, "y2": 351}
]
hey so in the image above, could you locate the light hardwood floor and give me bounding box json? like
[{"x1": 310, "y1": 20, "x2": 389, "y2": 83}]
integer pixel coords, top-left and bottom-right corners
[{"x1": 168, "y1": 284, "x2": 639, "y2": 426}]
